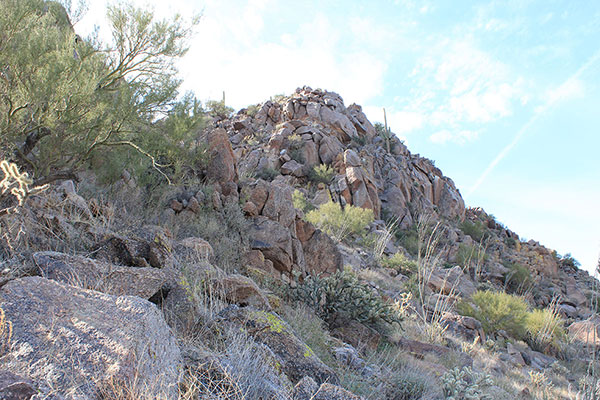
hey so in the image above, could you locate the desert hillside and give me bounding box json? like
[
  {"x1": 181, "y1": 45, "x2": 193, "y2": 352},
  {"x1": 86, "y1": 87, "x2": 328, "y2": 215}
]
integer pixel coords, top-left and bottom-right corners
[{"x1": 0, "y1": 1, "x2": 599, "y2": 399}]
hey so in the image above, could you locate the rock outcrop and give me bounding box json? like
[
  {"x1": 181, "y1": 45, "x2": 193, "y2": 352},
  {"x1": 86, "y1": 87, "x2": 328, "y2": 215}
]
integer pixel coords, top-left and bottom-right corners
[
  {"x1": 0, "y1": 277, "x2": 181, "y2": 398},
  {"x1": 216, "y1": 306, "x2": 339, "y2": 386}
]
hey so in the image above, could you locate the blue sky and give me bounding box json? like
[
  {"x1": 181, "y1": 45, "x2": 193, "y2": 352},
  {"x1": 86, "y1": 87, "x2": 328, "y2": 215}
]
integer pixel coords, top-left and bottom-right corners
[{"x1": 78, "y1": 0, "x2": 600, "y2": 272}]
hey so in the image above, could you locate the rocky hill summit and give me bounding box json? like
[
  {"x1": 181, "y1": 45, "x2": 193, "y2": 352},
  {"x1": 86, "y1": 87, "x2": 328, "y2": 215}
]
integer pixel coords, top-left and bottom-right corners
[{"x1": 0, "y1": 87, "x2": 598, "y2": 399}]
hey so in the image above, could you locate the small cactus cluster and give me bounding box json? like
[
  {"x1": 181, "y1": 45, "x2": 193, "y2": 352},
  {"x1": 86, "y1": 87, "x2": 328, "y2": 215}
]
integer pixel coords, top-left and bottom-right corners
[
  {"x1": 442, "y1": 367, "x2": 493, "y2": 400},
  {"x1": 0, "y1": 160, "x2": 47, "y2": 215},
  {"x1": 292, "y1": 270, "x2": 403, "y2": 328}
]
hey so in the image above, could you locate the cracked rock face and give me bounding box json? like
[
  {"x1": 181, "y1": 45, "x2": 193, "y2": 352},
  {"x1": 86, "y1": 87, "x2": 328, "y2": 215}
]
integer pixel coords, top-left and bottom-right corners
[{"x1": 0, "y1": 277, "x2": 181, "y2": 399}]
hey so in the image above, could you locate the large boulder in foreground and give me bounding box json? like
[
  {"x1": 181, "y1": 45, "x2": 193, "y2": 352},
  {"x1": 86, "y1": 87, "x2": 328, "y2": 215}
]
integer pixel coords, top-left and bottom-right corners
[{"x1": 0, "y1": 277, "x2": 181, "y2": 399}]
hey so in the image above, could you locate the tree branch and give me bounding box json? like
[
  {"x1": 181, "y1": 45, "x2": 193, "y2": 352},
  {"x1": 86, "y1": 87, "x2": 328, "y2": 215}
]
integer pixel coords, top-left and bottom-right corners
[{"x1": 102, "y1": 140, "x2": 171, "y2": 185}]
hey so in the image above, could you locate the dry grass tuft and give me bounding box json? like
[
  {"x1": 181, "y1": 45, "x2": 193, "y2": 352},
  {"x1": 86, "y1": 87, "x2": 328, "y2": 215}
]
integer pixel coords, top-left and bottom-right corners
[{"x1": 0, "y1": 306, "x2": 12, "y2": 357}]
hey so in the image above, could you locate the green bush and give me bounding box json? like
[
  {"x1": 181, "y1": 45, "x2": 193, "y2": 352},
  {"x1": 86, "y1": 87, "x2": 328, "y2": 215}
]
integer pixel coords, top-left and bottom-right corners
[
  {"x1": 291, "y1": 270, "x2": 403, "y2": 329},
  {"x1": 525, "y1": 308, "x2": 565, "y2": 352},
  {"x1": 206, "y1": 100, "x2": 234, "y2": 119},
  {"x1": 281, "y1": 304, "x2": 335, "y2": 367},
  {"x1": 395, "y1": 225, "x2": 419, "y2": 257},
  {"x1": 305, "y1": 201, "x2": 373, "y2": 242},
  {"x1": 245, "y1": 104, "x2": 260, "y2": 117},
  {"x1": 455, "y1": 243, "x2": 477, "y2": 268},
  {"x1": 460, "y1": 220, "x2": 487, "y2": 242},
  {"x1": 503, "y1": 262, "x2": 533, "y2": 294},
  {"x1": 292, "y1": 190, "x2": 314, "y2": 213},
  {"x1": 308, "y1": 164, "x2": 335, "y2": 185},
  {"x1": 0, "y1": 0, "x2": 196, "y2": 185},
  {"x1": 458, "y1": 290, "x2": 529, "y2": 339},
  {"x1": 286, "y1": 133, "x2": 305, "y2": 163},
  {"x1": 380, "y1": 253, "x2": 418, "y2": 274},
  {"x1": 254, "y1": 167, "x2": 280, "y2": 182}
]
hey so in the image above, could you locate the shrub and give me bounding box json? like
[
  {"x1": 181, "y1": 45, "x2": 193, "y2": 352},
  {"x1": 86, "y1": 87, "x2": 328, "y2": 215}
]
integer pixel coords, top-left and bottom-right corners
[
  {"x1": 385, "y1": 366, "x2": 437, "y2": 400},
  {"x1": 442, "y1": 367, "x2": 493, "y2": 400},
  {"x1": 292, "y1": 190, "x2": 314, "y2": 213},
  {"x1": 281, "y1": 304, "x2": 335, "y2": 367},
  {"x1": 291, "y1": 270, "x2": 403, "y2": 329},
  {"x1": 245, "y1": 104, "x2": 260, "y2": 117},
  {"x1": 560, "y1": 253, "x2": 581, "y2": 269},
  {"x1": 166, "y1": 201, "x2": 249, "y2": 273},
  {"x1": 1, "y1": 0, "x2": 197, "y2": 185},
  {"x1": 254, "y1": 167, "x2": 280, "y2": 182},
  {"x1": 503, "y1": 262, "x2": 533, "y2": 294},
  {"x1": 305, "y1": 201, "x2": 373, "y2": 242},
  {"x1": 458, "y1": 290, "x2": 528, "y2": 339},
  {"x1": 525, "y1": 307, "x2": 565, "y2": 353},
  {"x1": 455, "y1": 243, "x2": 477, "y2": 268},
  {"x1": 308, "y1": 164, "x2": 336, "y2": 185},
  {"x1": 396, "y1": 226, "x2": 419, "y2": 257},
  {"x1": 460, "y1": 220, "x2": 487, "y2": 242},
  {"x1": 206, "y1": 100, "x2": 234, "y2": 119},
  {"x1": 286, "y1": 133, "x2": 305, "y2": 163},
  {"x1": 380, "y1": 253, "x2": 418, "y2": 274}
]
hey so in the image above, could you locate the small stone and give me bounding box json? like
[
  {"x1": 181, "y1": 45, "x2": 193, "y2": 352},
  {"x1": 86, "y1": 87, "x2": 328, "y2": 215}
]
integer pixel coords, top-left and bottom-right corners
[
  {"x1": 187, "y1": 196, "x2": 201, "y2": 213},
  {"x1": 170, "y1": 199, "x2": 183, "y2": 212}
]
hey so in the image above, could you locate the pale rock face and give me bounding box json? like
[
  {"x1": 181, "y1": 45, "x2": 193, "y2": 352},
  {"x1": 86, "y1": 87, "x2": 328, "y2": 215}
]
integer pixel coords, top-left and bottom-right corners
[
  {"x1": 301, "y1": 228, "x2": 343, "y2": 277},
  {"x1": 249, "y1": 216, "x2": 294, "y2": 273},
  {"x1": 347, "y1": 103, "x2": 376, "y2": 139},
  {"x1": 0, "y1": 277, "x2": 181, "y2": 399},
  {"x1": 281, "y1": 159, "x2": 305, "y2": 177},
  {"x1": 206, "y1": 127, "x2": 237, "y2": 184},
  {"x1": 213, "y1": 274, "x2": 271, "y2": 310},
  {"x1": 428, "y1": 266, "x2": 476, "y2": 298},
  {"x1": 318, "y1": 135, "x2": 344, "y2": 165},
  {"x1": 34, "y1": 251, "x2": 169, "y2": 300},
  {"x1": 262, "y1": 182, "x2": 296, "y2": 229},
  {"x1": 569, "y1": 317, "x2": 600, "y2": 346},
  {"x1": 302, "y1": 140, "x2": 320, "y2": 168}
]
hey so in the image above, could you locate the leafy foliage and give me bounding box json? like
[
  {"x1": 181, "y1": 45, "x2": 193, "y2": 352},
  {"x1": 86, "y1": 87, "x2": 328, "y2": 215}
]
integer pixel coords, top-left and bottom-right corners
[
  {"x1": 525, "y1": 307, "x2": 565, "y2": 353},
  {"x1": 395, "y1": 225, "x2": 420, "y2": 257},
  {"x1": 292, "y1": 189, "x2": 314, "y2": 213},
  {"x1": 458, "y1": 290, "x2": 529, "y2": 339},
  {"x1": 560, "y1": 253, "x2": 581, "y2": 269},
  {"x1": 503, "y1": 262, "x2": 533, "y2": 295},
  {"x1": 291, "y1": 270, "x2": 403, "y2": 329},
  {"x1": 460, "y1": 220, "x2": 487, "y2": 242},
  {"x1": 0, "y1": 0, "x2": 197, "y2": 184},
  {"x1": 380, "y1": 252, "x2": 418, "y2": 274},
  {"x1": 206, "y1": 100, "x2": 234, "y2": 119},
  {"x1": 308, "y1": 164, "x2": 335, "y2": 185},
  {"x1": 254, "y1": 167, "x2": 280, "y2": 182},
  {"x1": 305, "y1": 201, "x2": 373, "y2": 242}
]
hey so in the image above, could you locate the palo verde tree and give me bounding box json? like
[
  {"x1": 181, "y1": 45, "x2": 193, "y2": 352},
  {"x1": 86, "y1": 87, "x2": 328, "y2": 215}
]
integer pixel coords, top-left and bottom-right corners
[{"x1": 0, "y1": 0, "x2": 199, "y2": 185}]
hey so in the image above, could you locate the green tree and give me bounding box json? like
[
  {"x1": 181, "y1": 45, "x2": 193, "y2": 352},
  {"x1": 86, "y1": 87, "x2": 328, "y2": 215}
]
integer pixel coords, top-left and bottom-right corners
[{"x1": 0, "y1": 0, "x2": 198, "y2": 185}]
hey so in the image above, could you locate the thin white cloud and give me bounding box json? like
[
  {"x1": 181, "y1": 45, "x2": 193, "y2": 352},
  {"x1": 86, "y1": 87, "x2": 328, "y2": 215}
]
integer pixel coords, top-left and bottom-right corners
[
  {"x1": 546, "y1": 78, "x2": 585, "y2": 104},
  {"x1": 430, "y1": 129, "x2": 479, "y2": 145},
  {"x1": 467, "y1": 49, "x2": 600, "y2": 199},
  {"x1": 387, "y1": 38, "x2": 527, "y2": 143}
]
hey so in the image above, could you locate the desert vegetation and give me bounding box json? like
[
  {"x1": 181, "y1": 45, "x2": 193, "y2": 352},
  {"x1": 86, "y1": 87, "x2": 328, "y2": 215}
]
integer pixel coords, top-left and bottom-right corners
[{"x1": 0, "y1": 1, "x2": 598, "y2": 399}]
